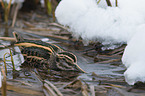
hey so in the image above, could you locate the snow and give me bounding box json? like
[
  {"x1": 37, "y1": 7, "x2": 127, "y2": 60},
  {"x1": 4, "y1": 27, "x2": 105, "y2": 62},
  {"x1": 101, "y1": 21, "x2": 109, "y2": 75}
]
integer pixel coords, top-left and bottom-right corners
[
  {"x1": 40, "y1": 0, "x2": 45, "y2": 7},
  {"x1": 3, "y1": 0, "x2": 24, "y2": 4},
  {"x1": 55, "y1": 0, "x2": 145, "y2": 46},
  {"x1": 55, "y1": 0, "x2": 145, "y2": 85},
  {"x1": 122, "y1": 25, "x2": 145, "y2": 85}
]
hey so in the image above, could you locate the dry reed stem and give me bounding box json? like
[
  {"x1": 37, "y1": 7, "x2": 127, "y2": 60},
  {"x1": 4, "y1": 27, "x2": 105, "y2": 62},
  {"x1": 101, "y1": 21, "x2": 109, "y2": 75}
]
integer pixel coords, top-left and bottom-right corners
[
  {"x1": 3, "y1": 53, "x2": 9, "y2": 75},
  {"x1": 115, "y1": 0, "x2": 118, "y2": 7},
  {"x1": 6, "y1": 83, "x2": 43, "y2": 95},
  {"x1": 44, "y1": 80, "x2": 63, "y2": 96},
  {"x1": 97, "y1": 0, "x2": 101, "y2": 4},
  {"x1": 0, "y1": 37, "x2": 15, "y2": 41},
  {"x1": 7, "y1": 0, "x2": 12, "y2": 12},
  {"x1": 1, "y1": 66, "x2": 7, "y2": 96},
  {"x1": 81, "y1": 84, "x2": 88, "y2": 96},
  {"x1": 3, "y1": 0, "x2": 12, "y2": 23},
  {"x1": 9, "y1": 48, "x2": 15, "y2": 72},
  {"x1": 90, "y1": 85, "x2": 95, "y2": 96},
  {"x1": 0, "y1": 0, "x2": 5, "y2": 8},
  {"x1": 43, "y1": 89, "x2": 49, "y2": 96},
  {"x1": 104, "y1": 83, "x2": 125, "y2": 88},
  {"x1": 106, "y1": 0, "x2": 112, "y2": 7},
  {"x1": 12, "y1": 3, "x2": 20, "y2": 27},
  {"x1": 43, "y1": 83, "x2": 58, "y2": 96}
]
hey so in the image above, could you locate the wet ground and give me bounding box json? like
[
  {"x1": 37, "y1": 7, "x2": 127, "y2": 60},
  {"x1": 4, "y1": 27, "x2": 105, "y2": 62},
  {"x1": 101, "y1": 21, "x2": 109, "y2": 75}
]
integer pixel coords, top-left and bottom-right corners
[{"x1": 0, "y1": 11, "x2": 145, "y2": 96}]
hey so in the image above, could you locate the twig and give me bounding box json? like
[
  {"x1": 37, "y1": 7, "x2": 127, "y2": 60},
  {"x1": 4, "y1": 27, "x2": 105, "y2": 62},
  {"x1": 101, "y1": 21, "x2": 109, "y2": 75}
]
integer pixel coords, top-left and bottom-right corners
[
  {"x1": 107, "y1": 45, "x2": 126, "y2": 55},
  {"x1": 3, "y1": 48, "x2": 16, "y2": 75},
  {"x1": 115, "y1": 0, "x2": 118, "y2": 7},
  {"x1": 0, "y1": 0, "x2": 5, "y2": 8},
  {"x1": 7, "y1": 0, "x2": 12, "y2": 12},
  {"x1": 9, "y1": 48, "x2": 15, "y2": 72},
  {"x1": 0, "y1": 37, "x2": 41, "y2": 41},
  {"x1": 12, "y1": 3, "x2": 20, "y2": 27},
  {"x1": 5, "y1": 63, "x2": 13, "y2": 69},
  {"x1": 6, "y1": 82, "x2": 43, "y2": 95},
  {"x1": 44, "y1": 0, "x2": 52, "y2": 15},
  {"x1": 81, "y1": 84, "x2": 88, "y2": 96},
  {"x1": 43, "y1": 88, "x2": 50, "y2": 96},
  {"x1": 95, "y1": 59, "x2": 120, "y2": 64},
  {"x1": 97, "y1": 0, "x2": 101, "y2": 4},
  {"x1": 95, "y1": 54, "x2": 121, "y2": 60},
  {"x1": 1, "y1": 66, "x2": 7, "y2": 96},
  {"x1": 90, "y1": 85, "x2": 95, "y2": 96},
  {"x1": 22, "y1": 29, "x2": 69, "y2": 40},
  {"x1": 4, "y1": 0, "x2": 12, "y2": 23},
  {"x1": 48, "y1": 23, "x2": 68, "y2": 30},
  {"x1": 23, "y1": 27, "x2": 60, "y2": 32},
  {"x1": 52, "y1": 11, "x2": 56, "y2": 22},
  {"x1": 106, "y1": 0, "x2": 112, "y2": 7},
  {"x1": 0, "y1": 37, "x2": 16, "y2": 41},
  {"x1": 44, "y1": 80, "x2": 63, "y2": 96},
  {"x1": 3, "y1": 53, "x2": 9, "y2": 75},
  {"x1": 8, "y1": 79, "x2": 32, "y2": 86},
  {"x1": 103, "y1": 83, "x2": 125, "y2": 88},
  {"x1": 43, "y1": 83, "x2": 57, "y2": 96},
  {"x1": 23, "y1": 21, "x2": 35, "y2": 28}
]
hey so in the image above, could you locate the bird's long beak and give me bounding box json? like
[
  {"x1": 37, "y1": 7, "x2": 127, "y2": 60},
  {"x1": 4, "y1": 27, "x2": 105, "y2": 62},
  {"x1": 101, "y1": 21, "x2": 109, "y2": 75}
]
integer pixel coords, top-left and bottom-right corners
[{"x1": 74, "y1": 63, "x2": 86, "y2": 73}]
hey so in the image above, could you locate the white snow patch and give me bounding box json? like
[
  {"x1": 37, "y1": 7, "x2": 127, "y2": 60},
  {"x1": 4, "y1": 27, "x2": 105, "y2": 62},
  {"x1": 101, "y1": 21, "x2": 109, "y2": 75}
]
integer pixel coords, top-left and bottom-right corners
[
  {"x1": 122, "y1": 25, "x2": 145, "y2": 85},
  {"x1": 55, "y1": 0, "x2": 145, "y2": 45},
  {"x1": 55, "y1": 0, "x2": 145, "y2": 85},
  {"x1": 3, "y1": 0, "x2": 24, "y2": 4}
]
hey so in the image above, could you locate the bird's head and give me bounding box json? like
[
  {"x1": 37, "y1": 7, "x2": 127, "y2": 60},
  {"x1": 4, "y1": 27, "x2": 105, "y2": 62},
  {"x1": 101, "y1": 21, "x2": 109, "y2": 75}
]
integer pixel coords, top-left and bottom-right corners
[{"x1": 55, "y1": 52, "x2": 85, "y2": 73}]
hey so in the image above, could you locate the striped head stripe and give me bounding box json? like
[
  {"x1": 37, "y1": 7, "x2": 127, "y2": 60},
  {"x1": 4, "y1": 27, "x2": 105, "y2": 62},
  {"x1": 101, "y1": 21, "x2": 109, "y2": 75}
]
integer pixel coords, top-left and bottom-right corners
[
  {"x1": 58, "y1": 54, "x2": 74, "y2": 64},
  {"x1": 49, "y1": 43, "x2": 63, "y2": 52},
  {"x1": 57, "y1": 54, "x2": 85, "y2": 73},
  {"x1": 58, "y1": 52, "x2": 77, "y2": 63}
]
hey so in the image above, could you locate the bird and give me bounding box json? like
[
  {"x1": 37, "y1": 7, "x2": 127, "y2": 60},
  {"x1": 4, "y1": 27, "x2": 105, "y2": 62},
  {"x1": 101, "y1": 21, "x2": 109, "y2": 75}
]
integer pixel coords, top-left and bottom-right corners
[{"x1": 13, "y1": 32, "x2": 85, "y2": 73}]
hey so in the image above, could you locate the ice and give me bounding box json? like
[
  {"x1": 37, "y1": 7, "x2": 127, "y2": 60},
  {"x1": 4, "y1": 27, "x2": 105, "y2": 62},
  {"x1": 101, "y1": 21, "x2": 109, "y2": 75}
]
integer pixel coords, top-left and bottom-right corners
[{"x1": 55, "y1": 0, "x2": 145, "y2": 85}]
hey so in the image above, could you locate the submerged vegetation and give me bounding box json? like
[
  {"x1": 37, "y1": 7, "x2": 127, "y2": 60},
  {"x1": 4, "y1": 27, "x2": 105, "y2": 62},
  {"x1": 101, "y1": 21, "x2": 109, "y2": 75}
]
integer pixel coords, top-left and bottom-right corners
[{"x1": 3, "y1": 47, "x2": 16, "y2": 75}]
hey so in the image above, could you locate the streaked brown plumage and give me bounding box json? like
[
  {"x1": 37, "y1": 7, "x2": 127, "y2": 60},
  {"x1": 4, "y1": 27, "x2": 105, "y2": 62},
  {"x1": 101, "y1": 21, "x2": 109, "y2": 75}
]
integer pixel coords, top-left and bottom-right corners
[{"x1": 13, "y1": 32, "x2": 85, "y2": 73}]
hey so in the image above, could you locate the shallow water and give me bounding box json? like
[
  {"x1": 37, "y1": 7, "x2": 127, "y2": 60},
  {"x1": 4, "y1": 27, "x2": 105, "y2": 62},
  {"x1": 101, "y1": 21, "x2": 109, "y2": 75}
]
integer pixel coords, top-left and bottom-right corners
[{"x1": 0, "y1": 31, "x2": 126, "y2": 84}]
